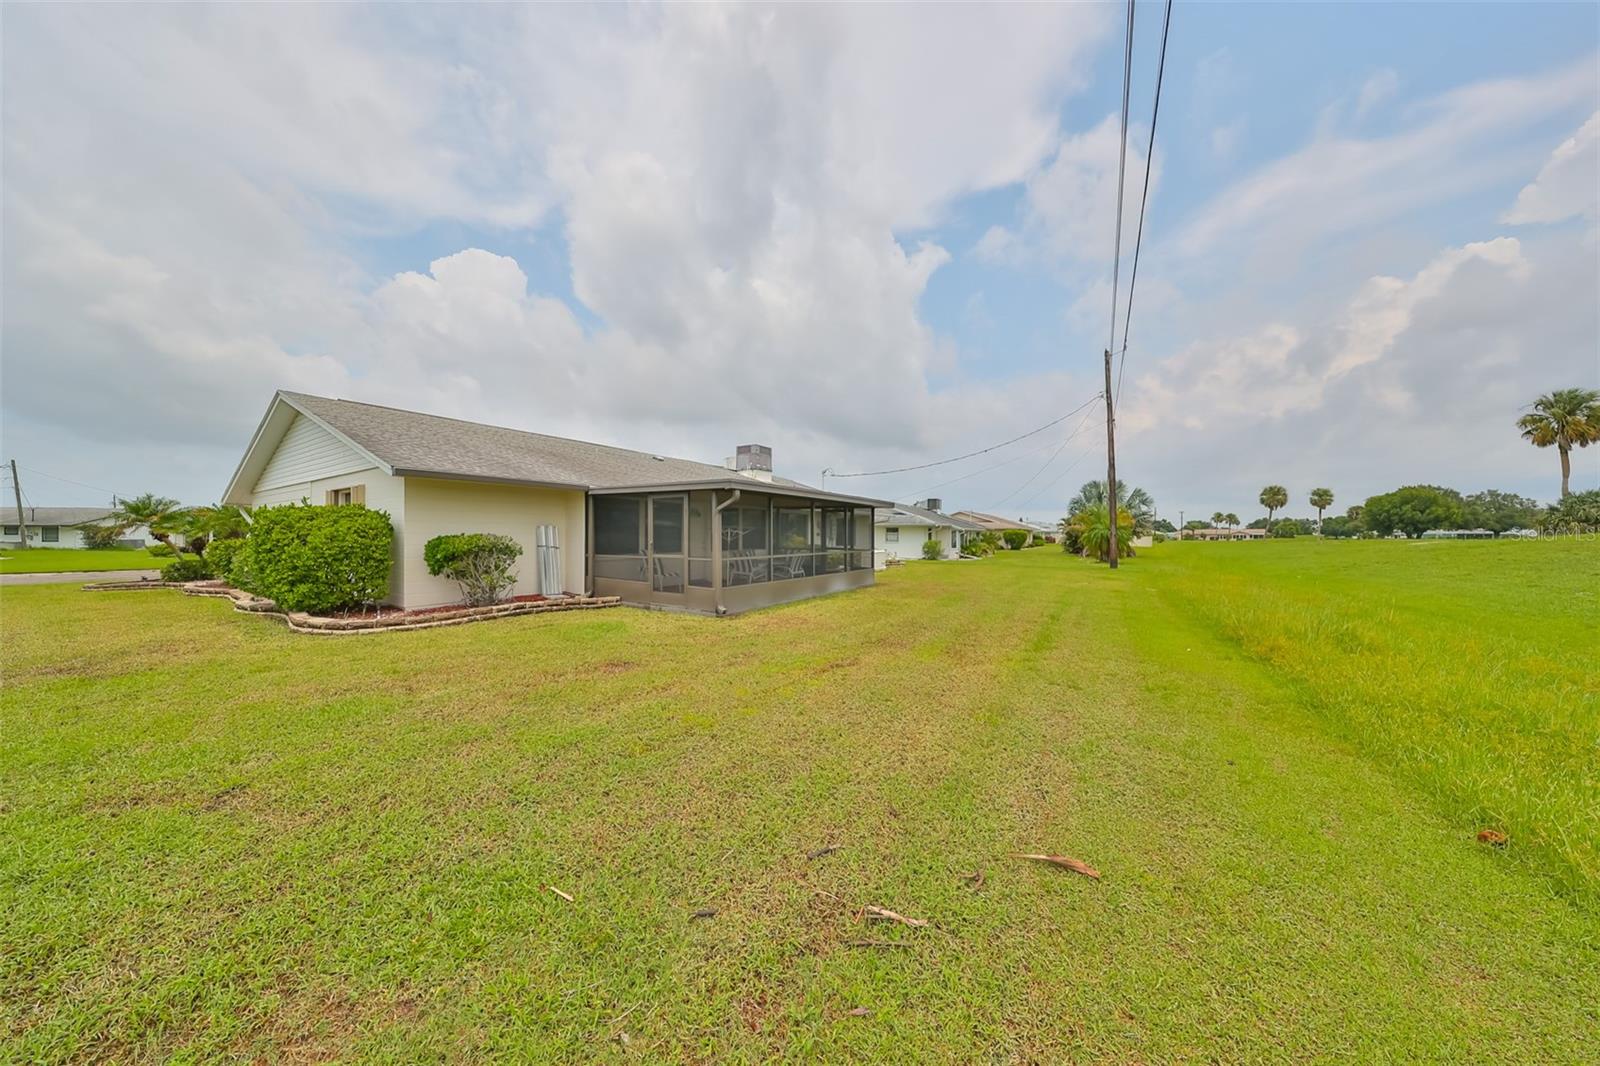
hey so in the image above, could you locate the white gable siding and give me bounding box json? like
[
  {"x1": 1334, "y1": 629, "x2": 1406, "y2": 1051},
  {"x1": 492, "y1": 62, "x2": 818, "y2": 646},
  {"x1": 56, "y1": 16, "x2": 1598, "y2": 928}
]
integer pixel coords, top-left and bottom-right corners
[{"x1": 254, "y1": 414, "x2": 371, "y2": 492}]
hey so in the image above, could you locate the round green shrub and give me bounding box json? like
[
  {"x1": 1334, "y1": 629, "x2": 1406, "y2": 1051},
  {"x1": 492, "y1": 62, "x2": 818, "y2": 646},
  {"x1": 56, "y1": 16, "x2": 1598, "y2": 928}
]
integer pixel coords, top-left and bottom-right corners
[
  {"x1": 147, "y1": 542, "x2": 176, "y2": 557},
  {"x1": 921, "y1": 538, "x2": 944, "y2": 560},
  {"x1": 424, "y1": 533, "x2": 524, "y2": 605},
  {"x1": 244, "y1": 504, "x2": 393, "y2": 613},
  {"x1": 161, "y1": 558, "x2": 214, "y2": 582}
]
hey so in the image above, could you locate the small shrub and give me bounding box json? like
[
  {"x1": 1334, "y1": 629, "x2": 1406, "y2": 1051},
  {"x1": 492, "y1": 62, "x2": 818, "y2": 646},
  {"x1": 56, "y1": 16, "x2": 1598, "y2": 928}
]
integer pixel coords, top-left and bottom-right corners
[
  {"x1": 1001, "y1": 530, "x2": 1030, "y2": 551},
  {"x1": 1152, "y1": 532, "x2": 1168, "y2": 544},
  {"x1": 78, "y1": 523, "x2": 128, "y2": 549},
  {"x1": 161, "y1": 558, "x2": 213, "y2": 582},
  {"x1": 245, "y1": 504, "x2": 393, "y2": 613},
  {"x1": 147, "y1": 542, "x2": 176, "y2": 557},
  {"x1": 1271, "y1": 519, "x2": 1299, "y2": 539},
  {"x1": 424, "y1": 533, "x2": 523, "y2": 606},
  {"x1": 921, "y1": 538, "x2": 943, "y2": 560},
  {"x1": 202, "y1": 537, "x2": 246, "y2": 586},
  {"x1": 963, "y1": 532, "x2": 1000, "y2": 557}
]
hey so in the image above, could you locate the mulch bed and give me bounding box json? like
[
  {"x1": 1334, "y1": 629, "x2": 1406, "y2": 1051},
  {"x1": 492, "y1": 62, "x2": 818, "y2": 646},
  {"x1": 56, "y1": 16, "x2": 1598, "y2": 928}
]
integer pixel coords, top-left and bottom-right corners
[{"x1": 83, "y1": 580, "x2": 620, "y2": 634}]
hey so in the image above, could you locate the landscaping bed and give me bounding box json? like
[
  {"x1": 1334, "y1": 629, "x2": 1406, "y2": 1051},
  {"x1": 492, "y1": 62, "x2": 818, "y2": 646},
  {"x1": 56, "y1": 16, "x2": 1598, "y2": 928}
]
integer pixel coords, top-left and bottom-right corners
[{"x1": 83, "y1": 579, "x2": 620, "y2": 633}]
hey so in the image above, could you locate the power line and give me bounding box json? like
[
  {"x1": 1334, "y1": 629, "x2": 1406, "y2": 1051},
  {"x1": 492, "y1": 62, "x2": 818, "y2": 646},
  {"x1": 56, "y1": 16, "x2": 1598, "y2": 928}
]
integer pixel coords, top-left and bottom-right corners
[
  {"x1": 827, "y1": 393, "x2": 1102, "y2": 479},
  {"x1": 18, "y1": 465, "x2": 130, "y2": 501},
  {"x1": 989, "y1": 406, "x2": 1102, "y2": 510},
  {"x1": 1106, "y1": 0, "x2": 1136, "y2": 357},
  {"x1": 1116, "y1": 0, "x2": 1174, "y2": 405},
  {"x1": 1016, "y1": 433, "x2": 1104, "y2": 513}
]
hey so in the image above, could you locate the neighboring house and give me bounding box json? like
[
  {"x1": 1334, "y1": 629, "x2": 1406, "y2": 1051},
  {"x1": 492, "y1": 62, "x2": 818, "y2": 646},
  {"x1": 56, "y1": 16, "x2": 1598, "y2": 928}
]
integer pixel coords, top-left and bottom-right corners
[
  {"x1": 951, "y1": 509, "x2": 1038, "y2": 545},
  {"x1": 223, "y1": 391, "x2": 888, "y2": 615},
  {"x1": 1182, "y1": 527, "x2": 1268, "y2": 541},
  {"x1": 873, "y1": 499, "x2": 986, "y2": 566},
  {"x1": 1, "y1": 507, "x2": 154, "y2": 550}
]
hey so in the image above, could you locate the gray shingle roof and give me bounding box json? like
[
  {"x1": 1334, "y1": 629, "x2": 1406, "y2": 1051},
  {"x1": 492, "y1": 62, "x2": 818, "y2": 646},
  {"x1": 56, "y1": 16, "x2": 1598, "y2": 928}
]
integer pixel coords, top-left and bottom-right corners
[
  {"x1": 4, "y1": 506, "x2": 116, "y2": 526},
  {"x1": 874, "y1": 502, "x2": 986, "y2": 530},
  {"x1": 279, "y1": 392, "x2": 885, "y2": 505}
]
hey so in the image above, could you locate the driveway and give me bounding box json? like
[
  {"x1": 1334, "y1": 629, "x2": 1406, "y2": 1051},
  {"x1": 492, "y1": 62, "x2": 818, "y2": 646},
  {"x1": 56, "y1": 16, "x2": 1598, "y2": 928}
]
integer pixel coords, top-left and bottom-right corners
[{"x1": 1, "y1": 569, "x2": 162, "y2": 586}]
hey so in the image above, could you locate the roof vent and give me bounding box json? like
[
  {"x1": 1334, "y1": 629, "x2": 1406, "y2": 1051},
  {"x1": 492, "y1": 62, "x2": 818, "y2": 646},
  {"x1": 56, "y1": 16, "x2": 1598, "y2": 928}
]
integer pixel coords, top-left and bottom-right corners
[{"x1": 921, "y1": 498, "x2": 943, "y2": 512}]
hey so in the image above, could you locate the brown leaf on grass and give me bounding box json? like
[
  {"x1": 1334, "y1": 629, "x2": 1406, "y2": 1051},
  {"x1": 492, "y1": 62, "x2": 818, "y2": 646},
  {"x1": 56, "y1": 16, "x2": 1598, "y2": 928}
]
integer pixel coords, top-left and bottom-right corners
[
  {"x1": 964, "y1": 869, "x2": 985, "y2": 889},
  {"x1": 864, "y1": 905, "x2": 928, "y2": 928},
  {"x1": 691, "y1": 907, "x2": 718, "y2": 919},
  {"x1": 1477, "y1": 828, "x2": 1508, "y2": 847},
  {"x1": 546, "y1": 885, "x2": 575, "y2": 902},
  {"x1": 846, "y1": 1006, "x2": 871, "y2": 1017},
  {"x1": 1014, "y1": 853, "x2": 1102, "y2": 880},
  {"x1": 808, "y1": 843, "x2": 843, "y2": 860}
]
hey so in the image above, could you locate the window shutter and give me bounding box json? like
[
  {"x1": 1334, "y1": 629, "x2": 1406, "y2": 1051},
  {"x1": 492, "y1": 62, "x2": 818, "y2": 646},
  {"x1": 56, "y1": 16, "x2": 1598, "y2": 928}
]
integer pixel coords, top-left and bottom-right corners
[
  {"x1": 352, "y1": 484, "x2": 365, "y2": 506},
  {"x1": 325, "y1": 489, "x2": 337, "y2": 506}
]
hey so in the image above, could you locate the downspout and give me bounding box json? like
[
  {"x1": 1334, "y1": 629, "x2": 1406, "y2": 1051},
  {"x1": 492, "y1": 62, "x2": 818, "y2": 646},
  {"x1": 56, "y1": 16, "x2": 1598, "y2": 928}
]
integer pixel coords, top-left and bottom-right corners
[{"x1": 712, "y1": 488, "x2": 741, "y2": 616}]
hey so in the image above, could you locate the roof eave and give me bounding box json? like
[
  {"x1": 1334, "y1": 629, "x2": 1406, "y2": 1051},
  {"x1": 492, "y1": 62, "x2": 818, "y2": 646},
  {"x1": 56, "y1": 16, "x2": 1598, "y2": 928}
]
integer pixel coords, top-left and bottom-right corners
[{"x1": 590, "y1": 478, "x2": 890, "y2": 507}]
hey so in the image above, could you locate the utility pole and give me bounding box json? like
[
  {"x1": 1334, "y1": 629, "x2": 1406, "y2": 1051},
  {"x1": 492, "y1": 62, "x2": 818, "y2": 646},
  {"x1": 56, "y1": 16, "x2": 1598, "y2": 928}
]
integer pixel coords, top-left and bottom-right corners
[
  {"x1": 1103, "y1": 351, "x2": 1118, "y2": 569},
  {"x1": 9, "y1": 459, "x2": 30, "y2": 549}
]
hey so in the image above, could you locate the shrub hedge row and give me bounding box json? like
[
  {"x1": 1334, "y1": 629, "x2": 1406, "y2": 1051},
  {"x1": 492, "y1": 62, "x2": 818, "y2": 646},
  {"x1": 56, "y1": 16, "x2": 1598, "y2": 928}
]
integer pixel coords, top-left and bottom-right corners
[{"x1": 239, "y1": 504, "x2": 393, "y2": 613}]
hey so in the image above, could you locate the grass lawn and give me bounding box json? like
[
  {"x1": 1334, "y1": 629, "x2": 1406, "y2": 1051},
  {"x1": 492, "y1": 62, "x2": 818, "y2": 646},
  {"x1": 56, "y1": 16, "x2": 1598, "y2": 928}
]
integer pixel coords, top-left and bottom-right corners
[
  {"x1": 0, "y1": 547, "x2": 167, "y2": 573},
  {"x1": 2, "y1": 542, "x2": 1596, "y2": 1061}
]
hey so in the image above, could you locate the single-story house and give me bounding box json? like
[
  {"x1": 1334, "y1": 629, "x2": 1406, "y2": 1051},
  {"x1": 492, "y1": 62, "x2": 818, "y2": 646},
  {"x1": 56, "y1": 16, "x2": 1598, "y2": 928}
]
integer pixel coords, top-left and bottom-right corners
[
  {"x1": 873, "y1": 499, "x2": 986, "y2": 565},
  {"x1": 950, "y1": 509, "x2": 1046, "y2": 545},
  {"x1": 1182, "y1": 527, "x2": 1268, "y2": 541},
  {"x1": 223, "y1": 391, "x2": 888, "y2": 615},
  {"x1": 2, "y1": 507, "x2": 154, "y2": 549}
]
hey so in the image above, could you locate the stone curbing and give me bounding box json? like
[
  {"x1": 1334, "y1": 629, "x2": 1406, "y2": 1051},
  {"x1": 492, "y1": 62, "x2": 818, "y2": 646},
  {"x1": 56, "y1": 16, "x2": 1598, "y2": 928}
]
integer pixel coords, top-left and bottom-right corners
[{"x1": 82, "y1": 579, "x2": 621, "y2": 634}]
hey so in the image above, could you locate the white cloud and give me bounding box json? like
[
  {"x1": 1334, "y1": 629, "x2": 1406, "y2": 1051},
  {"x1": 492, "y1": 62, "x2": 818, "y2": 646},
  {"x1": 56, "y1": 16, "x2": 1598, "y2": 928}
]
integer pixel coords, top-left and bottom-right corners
[
  {"x1": 1355, "y1": 69, "x2": 1400, "y2": 118},
  {"x1": 1503, "y1": 111, "x2": 1600, "y2": 224},
  {"x1": 1, "y1": 4, "x2": 1112, "y2": 503},
  {"x1": 1174, "y1": 58, "x2": 1596, "y2": 261}
]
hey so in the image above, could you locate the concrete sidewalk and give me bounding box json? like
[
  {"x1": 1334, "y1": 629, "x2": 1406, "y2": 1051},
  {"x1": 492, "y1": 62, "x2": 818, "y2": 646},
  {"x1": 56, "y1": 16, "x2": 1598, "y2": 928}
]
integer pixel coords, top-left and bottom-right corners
[{"x1": 1, "y1": 569, "x2": 162, "y2": 586}]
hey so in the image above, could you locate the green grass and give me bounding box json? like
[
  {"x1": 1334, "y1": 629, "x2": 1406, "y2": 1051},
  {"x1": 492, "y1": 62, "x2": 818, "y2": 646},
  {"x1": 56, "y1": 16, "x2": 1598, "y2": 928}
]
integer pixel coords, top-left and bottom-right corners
[
  {"x1": 0, "y1": 547, "x2": 167, "y2": 573},
  {"x1": 2, "y1": 543, "x2": 1596, "y2": 1061}
]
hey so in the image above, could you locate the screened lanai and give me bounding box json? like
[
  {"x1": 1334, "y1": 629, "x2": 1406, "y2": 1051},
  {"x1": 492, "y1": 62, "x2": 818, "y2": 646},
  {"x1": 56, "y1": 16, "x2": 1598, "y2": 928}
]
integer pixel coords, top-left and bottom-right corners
[{"x1": 588, "y1": 484, "x2": 883, "y2": 614}]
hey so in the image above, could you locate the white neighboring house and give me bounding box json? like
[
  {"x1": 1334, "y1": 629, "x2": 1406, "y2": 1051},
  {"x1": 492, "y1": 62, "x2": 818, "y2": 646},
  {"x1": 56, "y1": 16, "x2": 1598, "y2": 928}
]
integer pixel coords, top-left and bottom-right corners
[
  {"x1": 874, "y1": 501, "x2": 986, "y2": 566},
  {"x1": 1, "y1": 506, "x2": 155, "y2": 550}
]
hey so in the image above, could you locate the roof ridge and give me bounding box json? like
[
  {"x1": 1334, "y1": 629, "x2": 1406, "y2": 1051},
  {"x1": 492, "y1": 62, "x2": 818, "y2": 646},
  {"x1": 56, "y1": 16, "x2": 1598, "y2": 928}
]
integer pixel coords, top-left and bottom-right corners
[{"x1": 281, "y1": 390, "x2": 731, "y2": 474}]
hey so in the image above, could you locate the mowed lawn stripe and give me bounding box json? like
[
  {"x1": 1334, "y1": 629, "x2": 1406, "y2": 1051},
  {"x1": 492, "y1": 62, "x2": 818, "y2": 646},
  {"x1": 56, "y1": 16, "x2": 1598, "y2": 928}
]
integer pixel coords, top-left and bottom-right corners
[{"x1": 2, "y1": 549, "x2": 1596, "y2": 1061}]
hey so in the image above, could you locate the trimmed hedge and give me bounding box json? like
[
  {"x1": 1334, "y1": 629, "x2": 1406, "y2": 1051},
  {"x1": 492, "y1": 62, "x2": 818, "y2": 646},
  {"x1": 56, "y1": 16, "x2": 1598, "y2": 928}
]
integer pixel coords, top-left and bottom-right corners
[
  {"x1": 202, "y1": 537, "x2": 246, "y2": 585},
  {"x1": 1001, "y1": 530, "x2": 1030, "y2": 551},
  {"x1": 423, "y1": 532, "x2": 523, "y2": 606},
  {"x1": 241, "y1": 504, "x2": 393, "y2": 613},
  {"x1": 161, "y1": 558, "x2": 213, "y2": 582}
]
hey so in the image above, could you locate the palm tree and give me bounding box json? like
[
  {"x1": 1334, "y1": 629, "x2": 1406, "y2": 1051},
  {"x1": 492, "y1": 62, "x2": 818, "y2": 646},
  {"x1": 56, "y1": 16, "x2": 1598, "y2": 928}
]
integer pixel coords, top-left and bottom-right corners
[
  {"x1": 1068, "y1": 481, "x2": 1155, "y2": 535},
  {"x1": 1210, "y1": 511, "x2": 1225, "y2": 529},
  {"x1": 1517, "y1": 387, "x2": 1600, "y2": 497},
  {"x1": 1225, "y1": 512, "x2": 1239, "y2": 533},
  {"x1": 113, "y1": 493, "x2": 186, "y2": 554},
  {"x1": 1309, "y1": 488, "x2": 1334, "y2": 533},
  {"x1": 1065, "y1": 504, "x2": 1135, "y2": 563},
  {"x1": 1260, "y1": 485, "x2": 1288, "y2": 525}
]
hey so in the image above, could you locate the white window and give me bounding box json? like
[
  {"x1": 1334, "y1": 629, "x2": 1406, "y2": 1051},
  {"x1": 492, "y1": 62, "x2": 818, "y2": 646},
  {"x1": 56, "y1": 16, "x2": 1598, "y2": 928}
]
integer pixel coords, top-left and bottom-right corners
[
  {"x1": 42, "y1": 526, "x2": 60, "y2": 543},
  {"x1": 885, "y1": 527, "x2": 899, "y2": 543},
  {"x1": 325, "y1": 485, "x2": 364, "y2": 506}
]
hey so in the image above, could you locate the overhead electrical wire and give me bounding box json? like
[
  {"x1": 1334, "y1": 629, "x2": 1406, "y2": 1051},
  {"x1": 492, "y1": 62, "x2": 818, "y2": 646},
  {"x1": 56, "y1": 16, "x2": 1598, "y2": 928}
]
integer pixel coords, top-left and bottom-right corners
[
  {"x1": 19, "y1": 465, "x2": 131, "y2": 502},
  {"x1": 827, "y1": 392, "x2": 1102, "y2": 479},
  {"x1": 1105, "y1": 0, "x2": 1136, "y2": 360},
  {"x1": 989, "y1": 405, "x2": 1102, "y2": 510},
  {"x1": 1115, "y1": 0, "x2": 1174, "y2": 405}
]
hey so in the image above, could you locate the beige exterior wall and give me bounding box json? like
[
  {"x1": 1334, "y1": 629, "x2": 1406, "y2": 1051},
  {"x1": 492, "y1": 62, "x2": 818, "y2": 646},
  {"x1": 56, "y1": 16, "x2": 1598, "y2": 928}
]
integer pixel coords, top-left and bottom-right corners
[
  {"x1": 249, "y1": 466, "x2": 409, "y2": 604},
  {"x1": 400, "y1": 477, "x2": 586, "y2": 609},
  {"x1": 875, "y1": 522, "x2": 960, "y2": 563}
]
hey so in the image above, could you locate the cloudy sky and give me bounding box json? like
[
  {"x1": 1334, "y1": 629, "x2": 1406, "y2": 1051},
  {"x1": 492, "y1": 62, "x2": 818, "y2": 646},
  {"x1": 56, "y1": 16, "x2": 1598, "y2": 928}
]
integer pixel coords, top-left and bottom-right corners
[{"x1": 3, "y1": 3, "x2": 1596, "y2": 522}]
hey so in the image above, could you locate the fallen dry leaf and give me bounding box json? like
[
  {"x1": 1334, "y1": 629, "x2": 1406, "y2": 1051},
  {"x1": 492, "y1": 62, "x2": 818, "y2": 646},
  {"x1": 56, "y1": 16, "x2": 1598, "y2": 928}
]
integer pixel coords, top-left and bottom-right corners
[
  {"x1": 1014, "y1": 853, "x2": 1102, "y2": 880},
  {"x1": 546, "y1": 885, "x2": 575, "y2": 902},
  {"x1": 691, "y1": 907, "x2": 718, "y2": 919},
  {"x1": 965, "y1": 869, "x2": 985, "y2": 889},
  {"x1": 1477, "y1": 828, "x2": 1508, "y2": 847},
  {"x1": 808, "y1": 843, "x2": 843, "y2": 860},
  {"x1": 864, "y1": 905, "x2": 929, "y2": 928},
  {"x1": 846, "y1": 1007, "x2": 871, "y2": 1017}
]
